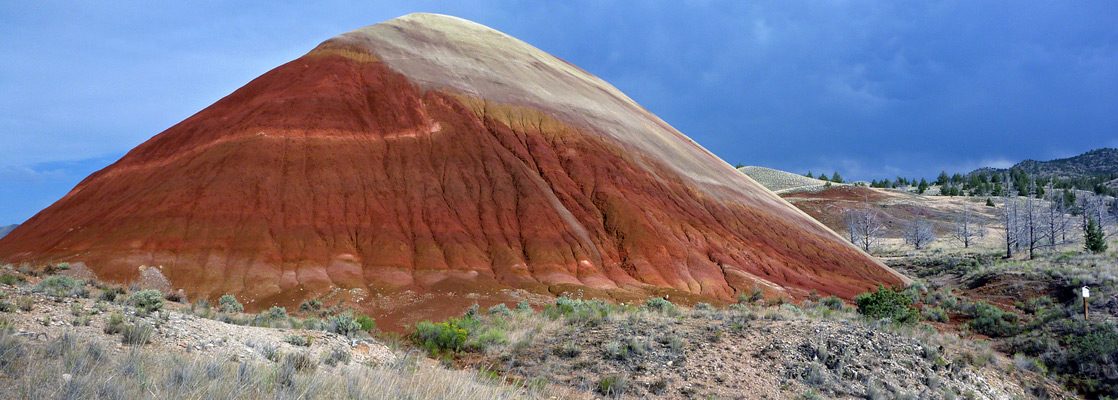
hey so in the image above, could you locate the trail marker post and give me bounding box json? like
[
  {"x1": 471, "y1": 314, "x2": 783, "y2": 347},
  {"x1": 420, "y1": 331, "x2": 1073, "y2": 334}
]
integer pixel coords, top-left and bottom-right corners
[{"x1": 1082, "y1": 286, "x2": 1090, "y2": 319}]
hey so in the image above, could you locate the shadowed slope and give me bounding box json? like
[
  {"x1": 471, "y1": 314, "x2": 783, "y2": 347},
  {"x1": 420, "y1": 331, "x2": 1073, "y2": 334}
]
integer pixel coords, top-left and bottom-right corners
[{"x1": 0, "y1": 14, "x2": 905, "y2": 319}]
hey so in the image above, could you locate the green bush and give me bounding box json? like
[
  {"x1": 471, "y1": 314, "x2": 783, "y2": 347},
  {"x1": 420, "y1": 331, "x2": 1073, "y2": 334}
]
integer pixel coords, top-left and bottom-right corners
[
  {"x1": 121, "y1": 323, "x2": 153, "y2": 346},
  {"x1": 643, "y1": 297, "x2": 679, "y2": 315},
  {"x1": 487, "y1": 303, "x2": 512, "y2": 316},
  {"x1": 34, "y1": 275, "x2": 87, "y2": 298},
  {"x1": 738, "y1": 288, "x2": 764, "y2": 304},
  {"x1": 854, "y1": 285, "x2": 919, "y2": 324},
  {"x1": 127, "y1": 290, "x2": 165, "y2": 313},
  {"x1": 516, "y1": 301, "x2": 532, "y2": 312},
  {"x1": 299, "y1": 299, "x2": 322, "y2": 312},
  {"x1": 355, "y1": 314, "x2": 376, "y2": 332},
  {"x1": 0, "y1": 274, "x2": 26, "y2": 286},
  {"x1": 412, "y1": 321, "x2": 469, "y2": 354},
  {"x1": 282, "y1": 334, "x2": 311, "y2": 347},
  {"x1": 281, "y1": 351, "x2": 316, "y2": 372},
  {"x1": 820, "y1": 296, "x2": 845, "y2": 311},
  {"x1": 327, "y1": 313, "x2": 362, "y2": 337},
  {"x1": 468, "y1": 327, "x2": 508, "y2": 351},
  {"x1": 321, "y1": 346, "x2": 351, "y2": 366},
  {"x1": 921, "y1": 306, "x2": 950, "y2": 323},
  {"x1": 597, "y1": 374, "x2": 628, "y2": 397},
  {"x1": 267, "y1": 306, "x2": 287, "y2": 319},
  {"x1": 98, "y1": 287, "x2": 124, "y2": 302},
  {"x1": 544, "y1": 297, "x2": 615, "y2": 326},
  {"x1": 218, "y1": 294, "x2": 243, "y2": 313},
  {"x1": 302, "y1": 318, "x2": 325, "y2": 331},
  {"x1": 964, "y1": 301, "x2": 1019, "y2": 337}
]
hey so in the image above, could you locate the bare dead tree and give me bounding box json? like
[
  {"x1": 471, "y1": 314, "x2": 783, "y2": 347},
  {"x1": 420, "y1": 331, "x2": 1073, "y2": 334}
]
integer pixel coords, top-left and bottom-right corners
[
  {"x1": 1043, "y1": 192, "x2": 1075, "y2": 248},
  {"x1": 903, "y1": 218, "x2": 936, "y2": 250},
  {"x1": 1000, "y1": 195, "x2": 1019, "y2": 258},
  {"x1": 844, "y1": 197, "x2": 885, "y2": 253},
  {"x1": 951, "y1": 204, "x2": 985, "y2": 248},
  {"x1": 1019, "y1": 197, "x2": 1047, "y2": 259}
]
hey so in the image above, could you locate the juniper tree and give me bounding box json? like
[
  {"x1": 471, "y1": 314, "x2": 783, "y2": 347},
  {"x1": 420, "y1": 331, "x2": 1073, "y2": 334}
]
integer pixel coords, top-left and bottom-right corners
[{"x1": 1085, "y1": 218, "x2": 1107, "y2": 253}]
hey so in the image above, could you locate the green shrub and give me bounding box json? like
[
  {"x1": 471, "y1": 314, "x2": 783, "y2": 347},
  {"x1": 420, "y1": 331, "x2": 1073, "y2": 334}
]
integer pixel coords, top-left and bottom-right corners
[
  {"x1": 597, "y1": 374, "x2": 628, "y2": 397},
  {"x1": 854, "y1": 285, "x2": 919, "y2": 324},
  {"x1": 355, "y1": 314, "x2": 376, "y2": 332},
  {"x1": 34, "y1": 275, "x2": 87, "y2": 298},
  {"x1": 921, "y1": 307, "x2": 950, "y2": 323},
  {"x1": 739, "y1": 288, "x2": 764, "y2": 304},
  {"x1": 267, "y1": 306, "x2": 287, "y2": 319},
  {"x1": 516, "y1": 301, "x2": 532, "y2": 312},
  {"x1": 487, "y1": 303, "x2": 512, "y2": 316},
  {"x1": 0, "y1": 274, "x2": 26, "y2": 286},
  {"x1": 327, "y1": 313, "x2": 362, "y2": 337},
  {"x1": 127, "y1": 290, "x2": 165, "y2": 313},
  {"x1": 302, "y1": 318, "x2": 325, "y2": 331},
  {"x1": 544, "y1": 297, "x2": 615, "y2": 326},
  {"x1": 468, "y1": 327, "x2": 508, "y2": 351},
  {"x1": 281, "y1": 351, "x2": 316, "y2": 372},
  {"x1": 218, "y1": 294, "x2": 243, "y2": 313},
  {"x1": 643, "y1": 297, "x2": 679, "y2": 315},
  {"x1": 282, "y1": 334, "x2": 311, "y2": 347},
  {"x1": 695, "y1": 302, "x2": 713, "y2": 311},
  {"x1": 121, "y1": 323, "x2": 153, "y2": 346},
  {"x1": 464, "y1": 303, "x2": 480, "y2": 318},
  {"x1": 412, "y1": 321, "x2": 469, "y2": 354},
  {"x1": 820, "y1": 296, "x2": 845, "y2": 311},
  {"x1": 321, "y1": 347, "x2": 351, "y2": 366},
  {"x1": 299, "y1": 299, "x2": 322, "y2": 312},
  {"x1": 964, "y1": 302, "x2": 1019, "y2": 337},
  {"x1": 98, "y1": 287, "x2": 124, "y2": 302},
  {"x1": 16, "y1": 297, "x2": 32, "y2": 312}
]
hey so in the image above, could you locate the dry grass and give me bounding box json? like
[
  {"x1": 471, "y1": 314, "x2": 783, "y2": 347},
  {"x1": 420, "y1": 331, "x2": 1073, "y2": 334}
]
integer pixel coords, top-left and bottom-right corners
[{"x1": 0, "y1": 328, "x2": 531, "y2": 400}]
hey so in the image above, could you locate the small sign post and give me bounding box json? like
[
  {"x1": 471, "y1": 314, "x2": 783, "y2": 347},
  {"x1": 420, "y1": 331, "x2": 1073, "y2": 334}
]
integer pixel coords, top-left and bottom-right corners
[{"x1": 1082, "y1": 286, "x2": 1090, "y2": 319}]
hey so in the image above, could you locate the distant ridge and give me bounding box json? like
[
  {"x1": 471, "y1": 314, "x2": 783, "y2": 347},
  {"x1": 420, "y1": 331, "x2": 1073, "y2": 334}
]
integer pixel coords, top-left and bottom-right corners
[
  {"x1": 0, "y1": 225, "x2": 15, "y2": 239},
  {"x1": 971, "y1": 148, "x2": 1118, "y2": 180}
]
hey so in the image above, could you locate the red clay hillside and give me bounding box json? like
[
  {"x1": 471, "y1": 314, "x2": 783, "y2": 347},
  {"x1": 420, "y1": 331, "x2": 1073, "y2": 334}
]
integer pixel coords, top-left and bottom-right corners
[{"x1": 0, "y1": 14, "x2": 905, "y2": 322}]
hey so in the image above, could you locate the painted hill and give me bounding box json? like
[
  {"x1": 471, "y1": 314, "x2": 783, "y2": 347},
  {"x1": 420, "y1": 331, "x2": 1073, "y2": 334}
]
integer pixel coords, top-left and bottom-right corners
[
  {"x1": 0, "y1": 225, "x2": 16, "y2": 239},
  {"x1": 737, "y1": 166, "x2": 840, "y2": 193},
  {"x1": 0, "y1": 14, "x2": 904, "y2": 321}
]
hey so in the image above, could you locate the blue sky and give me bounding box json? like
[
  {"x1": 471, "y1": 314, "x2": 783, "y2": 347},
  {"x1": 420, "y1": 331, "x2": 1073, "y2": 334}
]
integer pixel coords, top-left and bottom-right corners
[{"x1": 2, "y1": 1, "x2": 1116, "y2": 225}]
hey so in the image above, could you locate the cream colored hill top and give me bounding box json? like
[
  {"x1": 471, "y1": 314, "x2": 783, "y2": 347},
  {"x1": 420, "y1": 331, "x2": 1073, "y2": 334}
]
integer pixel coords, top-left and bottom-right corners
[
  {"x1": 328, "y1": 14, "x2": 766, "y2": 200},
  {"x1": 738, "y1": 166, "x2": 841, "y2": 193},
  {"x1": 318, "y1": 13, "x2": 891, "y2": 269}
]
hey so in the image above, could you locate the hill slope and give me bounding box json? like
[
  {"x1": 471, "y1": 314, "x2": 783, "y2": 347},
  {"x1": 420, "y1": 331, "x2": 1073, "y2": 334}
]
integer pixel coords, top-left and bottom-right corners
[
  {"x1": 0, "y1": 14, "x2": 904, "y2": 322},
  {"x1": 737, "y1": 166, "x2": 837, "y2": 193}
]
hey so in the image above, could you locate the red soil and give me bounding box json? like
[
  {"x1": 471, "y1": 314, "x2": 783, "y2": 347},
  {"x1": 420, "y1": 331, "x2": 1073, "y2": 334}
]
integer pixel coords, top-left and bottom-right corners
[{"x1": 0, "y1": 19, "x2": 904, "y2": 325}]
